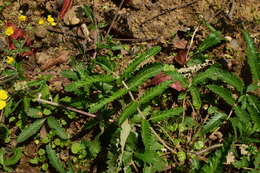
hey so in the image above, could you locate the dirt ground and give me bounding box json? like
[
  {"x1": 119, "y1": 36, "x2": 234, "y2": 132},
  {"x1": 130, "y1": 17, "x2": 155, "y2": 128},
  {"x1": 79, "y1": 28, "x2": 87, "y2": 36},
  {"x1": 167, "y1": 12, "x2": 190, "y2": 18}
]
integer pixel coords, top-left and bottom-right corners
[{"x1": 0, "y1": 0, "x2": 260, "y2": 172}]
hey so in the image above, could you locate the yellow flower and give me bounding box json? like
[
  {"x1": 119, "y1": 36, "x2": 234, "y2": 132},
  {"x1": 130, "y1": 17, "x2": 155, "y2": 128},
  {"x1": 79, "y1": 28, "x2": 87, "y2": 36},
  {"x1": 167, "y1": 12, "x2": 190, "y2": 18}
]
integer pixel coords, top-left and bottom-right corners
[
  {"x1": 0, "y1": 100, "x2": 6, "y2": 110},
  {"x1": 0, "y1": 90, "x2": 8, "y2": 100},
  {"x1": 38, "y1": 18, "x2": 45, "y2": 25},
  {"x1": 47, "y1": 15, "x2": 55, "y2": 23},
  {"x1": 5, "y1": 26, "x2": 14, "y2": 36},
  {"x1": 50, "y1": 22, "x2": 57, "y2": 26},
  {"x1": 18, "y1": 15, "x2": 27, "y2": 21},
  {"x1": 6, "y1": 56, "x2": 15, "y2": 64}
]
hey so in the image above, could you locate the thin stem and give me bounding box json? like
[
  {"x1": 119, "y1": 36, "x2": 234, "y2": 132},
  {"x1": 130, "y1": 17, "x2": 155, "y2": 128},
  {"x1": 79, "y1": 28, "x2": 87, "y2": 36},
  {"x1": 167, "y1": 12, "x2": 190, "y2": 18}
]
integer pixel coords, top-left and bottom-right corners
[
  {"x1": 150, "y1": 127, "x2": 176, "y2": 154},
  {"x1": 36, "y1": 98, "x2": 96, "y2": 118},
  {"x1": 105, "y1": 0, "x2": 125, "y2": 38},
  {"x1": 195, "y1": 143, "x2": 223, "y2": 155}
]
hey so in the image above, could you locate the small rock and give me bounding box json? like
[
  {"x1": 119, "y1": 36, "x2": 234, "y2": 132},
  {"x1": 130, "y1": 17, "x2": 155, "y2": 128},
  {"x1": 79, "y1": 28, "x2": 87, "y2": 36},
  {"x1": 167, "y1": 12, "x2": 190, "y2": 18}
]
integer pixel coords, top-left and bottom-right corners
[
  {"x1": 34, "y1": 26, "x2": 48, "y2": 38},
  {"x1": 126, "y1": 0, "x2": 145, "y2": 9},
  {"x1": 35, "y1": 52, "x2": 51, "y2": 65},
  {"x1": 63, "y1": 6, "x2": 81, "y2": 26}
]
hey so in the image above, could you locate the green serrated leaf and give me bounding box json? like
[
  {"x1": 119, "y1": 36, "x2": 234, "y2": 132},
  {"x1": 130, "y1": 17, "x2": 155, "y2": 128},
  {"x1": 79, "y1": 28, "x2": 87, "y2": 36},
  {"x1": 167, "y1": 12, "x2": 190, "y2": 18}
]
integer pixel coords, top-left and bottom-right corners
[
  {"x1": 122, "y1": 46, "x2": 161, "y2": 79},
  {"x1": 139, "y1": 80, "x2": 172, "y2": 105},
  {"x1": 165, "y1": 71, "x2": 189, "y2": 88},
  {"x1": 4, "y1": 148, "x2": 23, "y2": 166},
  {"x1": 89, "y1": 88, "x2": 128, "y2": 113},
  {"x1": 242, "y1": 31, "x2": 260, "y2": 83},
  {"x1": 196, "y1": 30, "x2": 225, "y2": 53},
  {"x1": 201, "y1": 112, "x2": 227, "y2": 135},
  {"x1": 189, "y1": 86, "x2": 201, "y2": 110},
  {"x1": 207, "y1": 85, "x2": 235, "y2": 105},
  {"x1": 47, "y1": 116, "x2": 69, "y2": 140},
  {"x1": 61, "y1": 70, "x2": 78, "y2": 80},
  {"x1": 17, "y1": 118, "x2": 46, "y2": 143},
  {"x1": 150, "y1": 107, "x2": 183, "y2": 122},
  {"x1": 193, "y1": 67, "x2": 245, "y2": 93},
  {"x1": 233, "y1": 106, "x2": 251, "y2": 124},
  {"x1": 46, "y1": 144, "x2": 66, "y2": 173},
  {"x1": 128, "y1": 63, "x2": 163, "y2": 90},
  {"x1": 141, "y1": 120, "x2": 153, "y2": 151},
  {"x1": 118, "y1": 102, "x2": 138, "y2": 125}
]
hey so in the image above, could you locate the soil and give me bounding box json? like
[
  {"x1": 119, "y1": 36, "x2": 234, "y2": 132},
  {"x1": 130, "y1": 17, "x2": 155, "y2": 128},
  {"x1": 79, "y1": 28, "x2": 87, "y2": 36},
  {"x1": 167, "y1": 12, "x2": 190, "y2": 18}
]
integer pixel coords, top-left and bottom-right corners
[{"x1": 0, "y1": 0, "x2": 259, "y2": 172}]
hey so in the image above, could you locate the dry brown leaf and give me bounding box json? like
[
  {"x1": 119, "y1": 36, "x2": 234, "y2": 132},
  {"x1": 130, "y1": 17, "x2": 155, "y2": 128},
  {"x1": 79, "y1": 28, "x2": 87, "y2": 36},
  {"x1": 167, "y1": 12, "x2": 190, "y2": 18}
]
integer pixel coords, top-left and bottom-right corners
[
  {"x1": 41, "y1": 50, "x2": 70, "y2": 70},
  {"x1": 172, "y1": 39, "x2": 188, "y2": 49}
]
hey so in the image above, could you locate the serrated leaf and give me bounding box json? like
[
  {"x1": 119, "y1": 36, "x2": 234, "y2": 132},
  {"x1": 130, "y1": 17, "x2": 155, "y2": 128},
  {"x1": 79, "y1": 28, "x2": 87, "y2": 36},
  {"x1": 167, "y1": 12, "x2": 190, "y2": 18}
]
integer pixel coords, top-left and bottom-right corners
[
  {"x1": 165, "y1": 71, "x2": 189, "y2": 88},
  {"x1": 242, "y1": 31, "x2": 260, "y2": 83},
  {"x1": 4, "y1": 148, "x2": 22, "y2": 166},
  {"x1": 122, "y1": 46, "x2": 161, "y2": 79},
  {"x1": 233, "y1": 106, "x2": 251, "y2": 124},
  {"x1": 247, "y1": 105, "x2": 260, "y2": 129},
  {"x1": 196, "y1": 30, "x2": 225, "y2": 53},
  {"x1": 150, "y1": 107, "x2": 183, "y2": 122},
  {"x1": 89, "y1": 88, "x2": 128, "y2": 113},
  {"x1": 207, "y1": 85, "x2": 235, "y2": 105},
  {"x1": 94, "y1": 56, "x2": 115, "y2": 73},
  {"x1": 141, "y1": 120, "x2": 153, "y2": 151},
  {"x1": 17, "y1": 118, "x2": 46, "y2": 143},
  {"x1": 61, "y1": 70, "x2": 78, "y2": 80},
  {"x1": 47, "y1": 116, "x2": 69, "y2": 140},
  {"x1": 189, "y1": 86, "x2": 201, "y2": 110},
  {"x1": 118, "y1": 102, "x2": 138, "y2": 125},
  {"x1": 46, "y1": 144, "x2": 66, "y2": 173},
  {"x1": 139, "y1": 80, "x2": 172, "y2": 105},
  {"x1": 201, "y1": 113, "x2": 227, "y2": 135},
  {"x1": 193, "y1": 67, "x2": 245, "y2": 93},
  {"x1": 25, "y1": 108, "x2": 43, "y2": 118},
  {"x1": 128, "y1": 63, "x2": 163, "y2": 90}
]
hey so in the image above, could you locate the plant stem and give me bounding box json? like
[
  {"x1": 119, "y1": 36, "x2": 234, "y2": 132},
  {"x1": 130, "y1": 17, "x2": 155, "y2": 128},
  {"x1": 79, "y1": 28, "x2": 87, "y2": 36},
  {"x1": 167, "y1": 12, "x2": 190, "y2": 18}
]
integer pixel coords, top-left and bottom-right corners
[{"x1": 36, "y1": 98, "x2": 96, "y2": 118}]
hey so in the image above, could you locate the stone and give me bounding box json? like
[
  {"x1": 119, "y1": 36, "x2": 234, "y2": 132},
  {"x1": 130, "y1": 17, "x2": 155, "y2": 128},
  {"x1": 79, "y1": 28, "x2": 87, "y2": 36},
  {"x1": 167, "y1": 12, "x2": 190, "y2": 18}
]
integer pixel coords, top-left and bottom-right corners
[
  {"x1": 34, "y1": 26, "x2": 48, "y2": 38},
  {"x1": 63, "y1": 6, "x2": 81, "y2": 26}
]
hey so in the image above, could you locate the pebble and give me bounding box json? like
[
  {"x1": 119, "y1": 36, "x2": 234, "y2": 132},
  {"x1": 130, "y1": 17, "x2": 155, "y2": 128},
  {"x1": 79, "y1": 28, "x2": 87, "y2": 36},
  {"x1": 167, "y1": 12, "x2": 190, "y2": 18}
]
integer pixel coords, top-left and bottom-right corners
[
  {"x1": 35, "y1": 52, "x2": 51, "y2": 65},
  {"x1": 63, "y1": 6, "x2": 81, "y2": 26},
  {"x1": 34, "y1": 26, "x2": 48, "y2": 38}
]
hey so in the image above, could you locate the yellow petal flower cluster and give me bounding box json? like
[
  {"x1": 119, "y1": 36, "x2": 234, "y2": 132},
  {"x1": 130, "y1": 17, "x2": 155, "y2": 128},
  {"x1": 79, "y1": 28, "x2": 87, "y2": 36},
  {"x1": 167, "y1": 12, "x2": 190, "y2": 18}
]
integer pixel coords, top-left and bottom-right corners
[
  {"x1": 6, "y1": 56, "x2": 15, "y2": 64},
  {"x1": 38, "y1": 18, "x2": 45, "y2": 25},
  {"x1": 5, "y1": 26, "x2": 14, "y2": 36},
  {"x1": 0, "y1": 89, "x2": 8, "y2": 110},
  {"x1": 47, "y1": 15, "x2": 57, "y2": 26},
  {"x1": 18, "y1": 15, "x2": 27, "y2": 22}
]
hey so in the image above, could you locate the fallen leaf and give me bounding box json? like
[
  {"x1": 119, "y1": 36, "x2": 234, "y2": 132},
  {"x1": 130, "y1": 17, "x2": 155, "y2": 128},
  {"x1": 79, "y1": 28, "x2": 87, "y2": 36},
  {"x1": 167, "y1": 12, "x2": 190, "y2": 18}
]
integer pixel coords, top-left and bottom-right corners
[
  {"x1": 149, "y1": 72, "x2": 186, "y2": 91},
  {"x1": 41, "y1": 50, "x2": 70, "y2": 70},
  {"x1": 172, "y1": 39, "x2": 188, "y2": 49},
  {"x1": 174, "y1": 49, "x2": 188, "y2": 66}
]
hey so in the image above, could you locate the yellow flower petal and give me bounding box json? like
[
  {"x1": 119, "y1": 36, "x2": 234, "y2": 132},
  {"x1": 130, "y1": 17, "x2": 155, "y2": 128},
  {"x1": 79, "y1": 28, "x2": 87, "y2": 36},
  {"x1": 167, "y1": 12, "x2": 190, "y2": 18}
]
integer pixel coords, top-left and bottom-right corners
[
  {"x1": 6, "y1": 56, "x2": 15, "y2": 64},
  {"x1": 5, "y1": 26, "x2": 14, "y2": 36},
  {"x1": 50, "y1": 22, "x2": 57, "y2": 26},
  {"x1": 0, "y1": 90, "x2": 8, "y2": 100},
  {"x1": 0, "y1": 100, "x2": 6, "y2": 110},
  {"x1": 47, "y1": 15, "x2": 55, "y2": 23},
  {"x1": 38, "y1": 18, "x2": 45, "y2": 25},
  {"x1": 18, "y1": 15, "x2": 27, "y2": 21}
]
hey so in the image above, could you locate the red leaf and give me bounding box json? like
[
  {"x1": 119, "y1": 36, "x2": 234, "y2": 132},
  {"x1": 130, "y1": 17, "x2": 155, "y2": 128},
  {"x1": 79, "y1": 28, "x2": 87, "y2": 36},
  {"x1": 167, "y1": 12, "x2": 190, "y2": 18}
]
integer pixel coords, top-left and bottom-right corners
[
  {"x1": 60, "y1": 0, "x2": 73, "y2": 19},
  {"x1": 170, "y1": 81, "x2": 185, "y2": 91},
  {"x1": 6, "y1": 23, "x2": 34, "y2": 56},
  {"x1": 149, "y1": 72, "x2": 186, "y2": 92}
]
